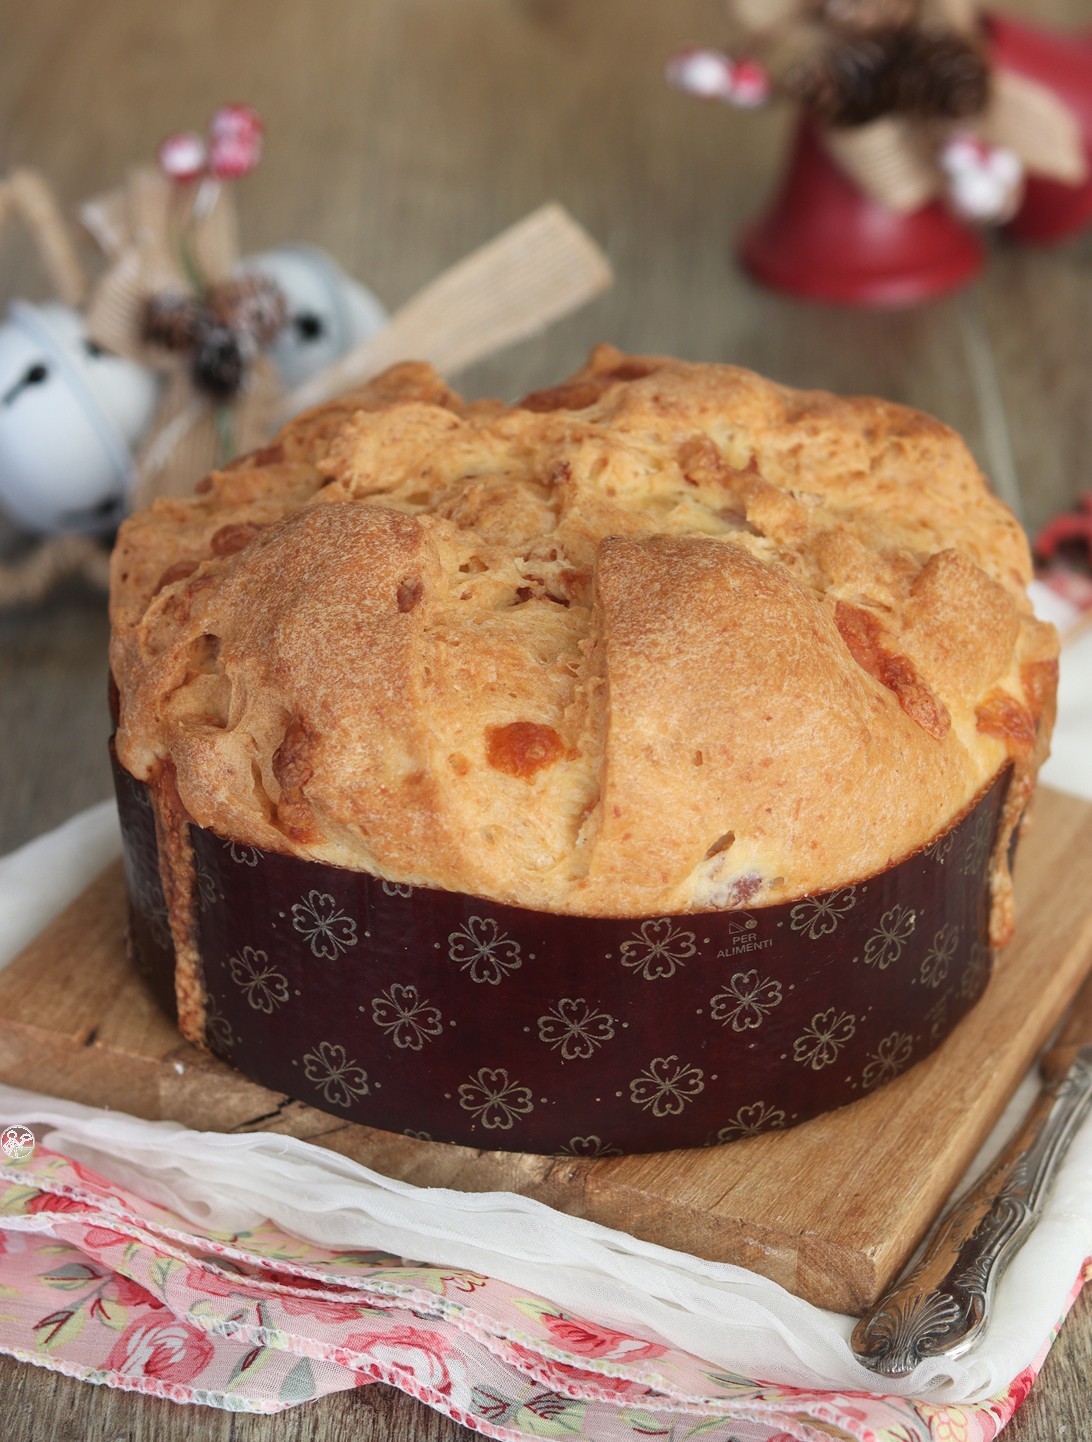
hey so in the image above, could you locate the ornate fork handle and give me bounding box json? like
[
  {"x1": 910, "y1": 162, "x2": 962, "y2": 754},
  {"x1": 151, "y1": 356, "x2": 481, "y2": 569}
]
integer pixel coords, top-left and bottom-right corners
[{"x1": 851, "y1": 1049, "x2": 1092, "y2": 1378}]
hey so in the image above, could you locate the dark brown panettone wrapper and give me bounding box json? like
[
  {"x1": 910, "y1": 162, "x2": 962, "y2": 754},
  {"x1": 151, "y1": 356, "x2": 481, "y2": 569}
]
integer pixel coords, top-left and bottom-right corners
[
  {"x1": 112, "y1": 749, "x2": 1009, "y2": 1155},
  {"x1": 110, "y1": 740, "x2": 177, "y2": 1022}
]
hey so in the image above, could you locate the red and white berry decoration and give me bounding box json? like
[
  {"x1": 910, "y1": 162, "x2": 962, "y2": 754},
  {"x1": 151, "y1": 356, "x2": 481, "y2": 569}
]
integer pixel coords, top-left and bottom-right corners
[
  {"x1": 666, "y1": 49, "x2": 771, "y2": 108},
  {"x1": 208, "y1": 104, "x2": 264, "y2": 180},
  {"x1": 157, "y1": 131, "x2": 208, "y2": 183},
  {"x1": 940, "y1": 135, "x2": 1024, "y2": 224}
]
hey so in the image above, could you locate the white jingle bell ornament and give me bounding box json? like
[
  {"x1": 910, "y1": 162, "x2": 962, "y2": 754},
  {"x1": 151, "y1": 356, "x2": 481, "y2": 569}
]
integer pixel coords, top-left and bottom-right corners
[
  {"x1": 0, "y1": 301, "x2": 158, "y2": 534},
  {"x1": 0, "y1": 167, "x2": 163, "y2": 608},
  {"x1": 236, "y1": 245, "x2": 387, "y2": 390}
]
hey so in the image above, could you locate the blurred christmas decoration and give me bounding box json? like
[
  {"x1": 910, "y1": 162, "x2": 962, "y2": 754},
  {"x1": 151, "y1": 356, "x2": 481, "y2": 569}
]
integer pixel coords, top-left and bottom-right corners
[
  {"x1": 0, "y1": 300, "x2": 158, "y2": 532},
  {"x1": 989, "y1": 14, "x2": 1092, "y2": 244},
  {"x1": 208, "y1": 104, "x2": 264, "y2": 180},
  {"x1": 141, "y1": 275, "x2": 287, "y2": 401},
  {"x1": 80, "y1": 104, "x2": 287, "y2": 510},
  {"x1": 81, "y1": 105, "x2": 612, "y2": 504},
  {"x1": 1035, "y1": 493, "x2": 1092, "y2": 621},
  {"x1": 281, "y1": 202, "x2": 614, "y2": 419},
  {"x1": 0, "y1": 171, "x2": 159, "y2": 536},
  {"x1": 938, "y1": 133, "x2": 1023, "y2": 222},
  {"x1": 0, "y1": 109, "x2": 613, "y2": 607},
  {"x1": 666, "y1": 49, "x2": 771, "y2": 107},
  {"x1": 237, "y1": 246, "x2": 388, "y2": 391},
  {"x1": 668, "y1": 4, "x2": 1092, "y2": 303},
  {"x1": 0, "y1": 169, "x2": 159, "y2": 606}
]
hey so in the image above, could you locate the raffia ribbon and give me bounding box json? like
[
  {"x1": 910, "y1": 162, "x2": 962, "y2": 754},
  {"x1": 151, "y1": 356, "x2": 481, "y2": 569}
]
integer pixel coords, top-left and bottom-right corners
[
  {"x1": 81, "y1": 167, "x2": 281, "y2": 509},
  {"x1": 921, "y1": 0, "x2": 979, "y2": 30},
  {"x1": 824, "y1": 69, "x2": 1088, "y2": 212},
  {"x1": 980, "y1": 68, "x2": 1088, "y2": 186},
  {"x1": 82, "y1": 169, "x2": 241, "y2": 347},
  {"x1": 822, "y1": 116, "x2": 939, "y2": 212},
  {"x1": 0, "y1": 168, "x2": 86, "y2": 308},
  {"x1": 126, "y1": 358, "x2": 282, "y2": 511},
  {"x1": 0, "y1": 534, "x2": 111, "y2": 607},
  {"x1": 284, "y1": 204, "x2": 613, "y2": 418}
]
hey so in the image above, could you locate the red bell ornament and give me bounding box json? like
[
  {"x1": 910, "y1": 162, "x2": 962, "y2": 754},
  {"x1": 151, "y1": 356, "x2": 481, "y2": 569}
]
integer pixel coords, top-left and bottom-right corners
[
  {"x1": 674, "y1": 5, "x2": 1092, "y2": 304},
  {"x1": 740, "y1": 120, "x2": 985, "y2": 306}
]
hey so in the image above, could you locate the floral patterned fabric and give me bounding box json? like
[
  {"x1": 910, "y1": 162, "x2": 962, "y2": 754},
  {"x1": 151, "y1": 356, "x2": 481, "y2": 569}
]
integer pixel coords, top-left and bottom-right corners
[{"x1": 0, "y1": 1147, "x2": 1081, "y2": 1440}]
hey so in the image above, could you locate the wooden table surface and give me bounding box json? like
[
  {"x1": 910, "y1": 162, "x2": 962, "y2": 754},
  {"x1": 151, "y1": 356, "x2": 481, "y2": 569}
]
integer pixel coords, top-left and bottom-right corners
[{"x1": 2, "y1": 0, "x2": 1091, "y2": 1436}]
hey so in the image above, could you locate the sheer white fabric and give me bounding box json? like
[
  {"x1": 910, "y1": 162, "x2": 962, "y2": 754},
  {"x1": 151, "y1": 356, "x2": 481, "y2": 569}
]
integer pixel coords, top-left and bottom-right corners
[{"x1": 0, "y1": 1072, "x2": 1090, "y2": 1405}]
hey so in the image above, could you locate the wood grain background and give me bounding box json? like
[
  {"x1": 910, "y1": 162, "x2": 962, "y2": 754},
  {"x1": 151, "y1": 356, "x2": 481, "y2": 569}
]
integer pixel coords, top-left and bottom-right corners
[{"x1": 1, "y1": 0, "x2": 1091, "y2": 1435}]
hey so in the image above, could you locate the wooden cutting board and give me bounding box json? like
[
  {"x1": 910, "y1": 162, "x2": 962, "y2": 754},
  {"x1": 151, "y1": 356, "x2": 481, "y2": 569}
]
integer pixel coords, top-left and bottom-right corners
[{"x1": 2, "y1": 785, "x2": 1091, "y2": 1317}]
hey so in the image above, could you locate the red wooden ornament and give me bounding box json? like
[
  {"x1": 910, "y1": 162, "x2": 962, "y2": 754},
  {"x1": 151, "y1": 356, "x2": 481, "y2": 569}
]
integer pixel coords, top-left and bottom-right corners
[
  {"x1": 739, "y1": 120, "x2": 984, "y2": 306},
  {"x1": 1036, "y1": 494, "x2": 1092, "y2": 566}
]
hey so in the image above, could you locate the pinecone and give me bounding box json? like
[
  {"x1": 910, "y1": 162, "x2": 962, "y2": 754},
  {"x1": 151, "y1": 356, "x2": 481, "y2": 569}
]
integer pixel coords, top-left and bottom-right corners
[
  {"x1": 791, "y1": 25, "x2": 988, "y2": 125},
  {"x1": 790, "y1": 30, "x2": 900, "y2": 125},
  {"x1": 145, "y1": 277, "x2": 285, "y2": 400},
  {"x1": 208, "y1": 274, "x2": 287, "y2": 354},
  {"x1": 190, "y1": 320, "x2": 246, "y2": 401},
  {"x1": 142, "y1": 293, "x2": 203, "y2": 354},
  {"x1": 890, "y1": 29, "x2": 989, "y2": 119},
  {"x1": 820, "y1": 0, "x2": 919, "y2": 32}
]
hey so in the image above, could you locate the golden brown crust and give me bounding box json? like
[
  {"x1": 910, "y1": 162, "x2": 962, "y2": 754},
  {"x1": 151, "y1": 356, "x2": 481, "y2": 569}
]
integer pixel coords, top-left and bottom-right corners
[
  {"x1": 110, "y1": 345, "x2": 1057, "y2": 919},
  {"x1": 147, "y1": 758, "x2": 205, "y2": 1044}
]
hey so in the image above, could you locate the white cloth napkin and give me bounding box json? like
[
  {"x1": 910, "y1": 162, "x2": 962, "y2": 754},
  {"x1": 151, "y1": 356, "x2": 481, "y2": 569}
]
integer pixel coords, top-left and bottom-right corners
[
  {"x1": 0, "y1": 588, "x2": 1090, "y2": 1407},
  {"x1": 1030, "y1": 580, "x2": 1092, "y2": 803},
  {"x1": 0, "y1": 797, "x2": 120, "y2": 972}
]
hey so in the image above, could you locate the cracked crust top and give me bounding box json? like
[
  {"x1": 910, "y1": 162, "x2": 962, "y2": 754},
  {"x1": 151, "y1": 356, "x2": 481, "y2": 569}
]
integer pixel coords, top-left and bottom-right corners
[{"x1": 110, "y1": 345, "x2": 1058, "y2": 933}]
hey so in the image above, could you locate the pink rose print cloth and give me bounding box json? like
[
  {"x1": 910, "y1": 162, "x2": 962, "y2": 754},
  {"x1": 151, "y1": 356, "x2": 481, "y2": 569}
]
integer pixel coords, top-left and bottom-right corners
[{"x1": 0, "y1": 1148, "x2": 1083, "y2": 1441}]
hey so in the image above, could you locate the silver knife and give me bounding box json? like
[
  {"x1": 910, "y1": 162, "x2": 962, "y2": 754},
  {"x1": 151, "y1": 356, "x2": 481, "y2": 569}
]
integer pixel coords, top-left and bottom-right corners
[{"x1": 850, "y1": 970, "x2": 1092, "y2": 1377}]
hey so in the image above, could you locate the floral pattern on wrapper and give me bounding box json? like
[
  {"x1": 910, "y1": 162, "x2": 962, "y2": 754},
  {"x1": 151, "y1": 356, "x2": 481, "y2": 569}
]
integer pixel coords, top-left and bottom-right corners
[
  {"x1": 161, "y1": 760, "x2": 1011, "y2": 1155},
  {"x1": 0, "y1": 1146, "x2": 1073, "y2": 1439}
]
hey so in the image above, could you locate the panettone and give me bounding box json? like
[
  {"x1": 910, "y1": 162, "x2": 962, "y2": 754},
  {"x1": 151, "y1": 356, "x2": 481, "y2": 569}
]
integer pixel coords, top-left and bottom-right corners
[
  {"x1": 111, "y1": 344, "x2": 1056, "y2": 923},
  {"x1": 109, "y1": 347, "x2": 1058, "y2": 1148}
]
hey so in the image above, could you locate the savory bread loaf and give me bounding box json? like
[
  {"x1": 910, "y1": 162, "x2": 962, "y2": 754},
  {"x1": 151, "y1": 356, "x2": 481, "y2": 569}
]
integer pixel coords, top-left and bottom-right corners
[{"x1": 110, "y1": 345, "x2": 1057, "y2": 944}]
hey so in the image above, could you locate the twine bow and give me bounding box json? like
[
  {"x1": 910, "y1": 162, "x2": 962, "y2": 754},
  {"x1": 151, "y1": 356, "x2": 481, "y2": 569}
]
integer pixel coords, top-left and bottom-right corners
[{"x1": 81, "y1": 108, "x2": 286, "y2": 511}]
